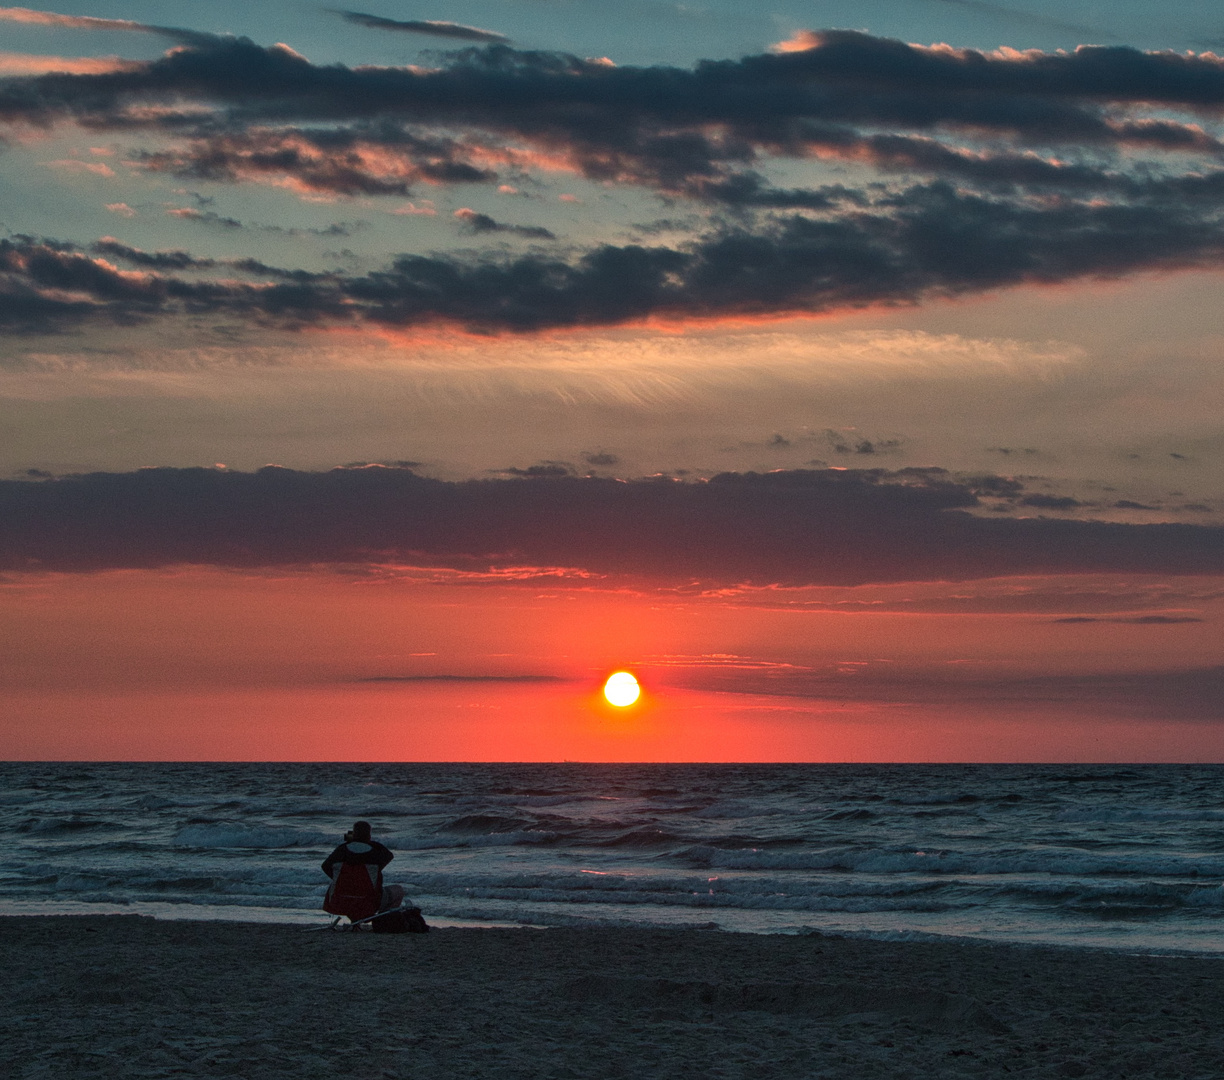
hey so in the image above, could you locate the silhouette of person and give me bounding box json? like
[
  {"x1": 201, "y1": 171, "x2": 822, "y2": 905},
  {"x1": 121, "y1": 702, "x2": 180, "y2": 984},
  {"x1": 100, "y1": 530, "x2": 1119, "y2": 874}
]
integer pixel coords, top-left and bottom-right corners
[{"x1": 321, "y1": 820, "x2": 396, "y2": 920}]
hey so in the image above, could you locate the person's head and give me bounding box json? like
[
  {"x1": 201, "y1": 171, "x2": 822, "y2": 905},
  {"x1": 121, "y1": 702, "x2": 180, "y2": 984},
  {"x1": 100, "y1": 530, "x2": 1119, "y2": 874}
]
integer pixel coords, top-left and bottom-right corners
[{"x1": 351, "y1": 820, "x2": 372, "y2": 842}]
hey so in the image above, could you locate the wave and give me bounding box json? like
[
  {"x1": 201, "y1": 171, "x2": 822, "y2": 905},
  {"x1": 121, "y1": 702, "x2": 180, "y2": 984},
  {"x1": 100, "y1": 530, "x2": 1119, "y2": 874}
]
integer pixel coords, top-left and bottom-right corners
[
  {"x1": 1053, "y1": 772, "x2": 1144, "y2": 782},
  {"x1": 465, "y1": 830, "x2": 559, "y2": 847},
  {"x1": 824, "y1": 809, "x2": 876, "y2": 821},
  {"x1": 16, "y1": 817, "x2": 127, "y2": 836},
  {"x1": 1054, "y1": 807, "x2": 1224, "y2": 823},
  {"x1": 172, "y1": 823, "x2": 333, "y2": 849},
  {"x1": 441, "y1": 813, "x2": 539, "y2": 833},
  {"x1": 593, "y1": 827, "x2": 688, "y2": 848},
  {"x1": 676, "y1": 844, "x2": 1224, "y2": 879},
  {"x1": 467, "y1": 793, "x2": 614, "y2": 808}
]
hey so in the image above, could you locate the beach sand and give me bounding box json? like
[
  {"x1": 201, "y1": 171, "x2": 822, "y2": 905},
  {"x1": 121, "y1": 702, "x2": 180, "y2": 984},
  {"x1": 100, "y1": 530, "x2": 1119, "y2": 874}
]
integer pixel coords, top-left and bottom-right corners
[{"x1": 3, "y1": 917, "x2": 1221, "y2": 1079}]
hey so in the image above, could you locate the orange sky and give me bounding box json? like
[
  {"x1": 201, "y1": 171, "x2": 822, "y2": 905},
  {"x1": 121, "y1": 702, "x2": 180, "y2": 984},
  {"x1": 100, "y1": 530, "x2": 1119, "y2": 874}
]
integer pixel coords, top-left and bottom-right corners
[
  {"x1": 3, "y1": 567, "x2": 1221, "y2": 761},
  {"x1": 6, "y1": 682, "x2": 1222, "y2": 762}
]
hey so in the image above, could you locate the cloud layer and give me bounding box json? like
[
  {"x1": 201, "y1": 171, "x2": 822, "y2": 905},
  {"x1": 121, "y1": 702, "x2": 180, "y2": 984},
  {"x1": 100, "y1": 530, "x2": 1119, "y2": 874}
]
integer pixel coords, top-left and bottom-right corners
[
  {"x1": 5, "y1": 21, "x2": 1224, "y2": 332},
  {"x1": 3, "y1": 466, "x2": 1222, "y2": 584},
  {"x1": 6, "y1": 180, "x2": 1224, "y2": 333}
]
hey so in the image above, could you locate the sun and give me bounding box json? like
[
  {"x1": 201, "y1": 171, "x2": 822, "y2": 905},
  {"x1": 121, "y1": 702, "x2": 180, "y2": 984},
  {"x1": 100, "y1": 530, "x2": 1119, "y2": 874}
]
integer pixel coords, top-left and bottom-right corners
[{"x1": 603, "y1": 671, "x2": 641, "y2": 708}]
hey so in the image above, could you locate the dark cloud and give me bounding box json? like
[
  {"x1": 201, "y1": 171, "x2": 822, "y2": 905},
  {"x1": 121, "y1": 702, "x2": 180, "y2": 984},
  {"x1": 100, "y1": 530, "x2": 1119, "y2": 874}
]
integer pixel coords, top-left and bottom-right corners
[
  {"x1": 826, "y1": 431, "x2": 902, "y2": 456},
  {"x1": 360, "y1": 675, "x2": 561, "y2": 682},
  {"x1": 0, "y1": 236, "x2": 352, "y2": 332},
  {"x1": 11, "y1": 169, "x2": 1224, "y2": 334},
  {"x1": 494, "y1": 462, "x2": 575, "y2": 477},
  {"x1": 11, "y1": 28, "x2": 1224, "y2": 144},
  {"x1": 663, "y1": 662, "x2": 1224, "y2": 720},
  {"x1": 2, "y1": 467, "x2": 1222, "y2": 585},
  {"x1": 166, "y1": 207, "x2": 244, "y2": 229},
  {"x1": 454, "y1": 208, "x2": 555, "y2": 239},
  {"x1": 92, "y1": 238, "x2": 326, "y2": 283},
  {"x1": 1052, "y1": 615, "x2": 1204, "y2": 624},
  {"x1": 138, "y1": 126, "x2": 494, "y2": 197},
  {"x1": 582, "y1": 452, "x2": 619, "y2": 467},
  {"x1": 92, "y1": 238, "x2": 210, "y2": 270},
  {"x1": 1021, "y1": 494, "x2": 1083, "y2": 510},
  {"x1": 5, "y1": 32, "x2": 1224, "y2": 202},
  {"x1": 8, "y1": 32, "x2": 1224, "y2": 330},
  {"x1": 334, "y1": 11, "x2": 510, "y2": 44},
  {"x1": 768, "y1": 30, "x2": 1224, "y2": 106}
]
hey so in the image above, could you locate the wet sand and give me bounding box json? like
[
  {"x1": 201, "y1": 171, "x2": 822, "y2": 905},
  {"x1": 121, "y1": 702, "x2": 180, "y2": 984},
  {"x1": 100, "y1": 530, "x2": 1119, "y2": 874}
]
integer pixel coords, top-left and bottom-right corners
[{"x1": 3, "y1": 916, "x2": 1221, "y2": 1079}]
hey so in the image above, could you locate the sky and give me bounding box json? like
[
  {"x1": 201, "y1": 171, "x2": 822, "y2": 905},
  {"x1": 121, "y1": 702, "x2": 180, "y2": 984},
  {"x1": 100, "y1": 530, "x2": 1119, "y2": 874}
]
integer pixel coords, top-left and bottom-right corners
[{"x1": 1, "y1": 0, "x2": 1223, "y2": 760}]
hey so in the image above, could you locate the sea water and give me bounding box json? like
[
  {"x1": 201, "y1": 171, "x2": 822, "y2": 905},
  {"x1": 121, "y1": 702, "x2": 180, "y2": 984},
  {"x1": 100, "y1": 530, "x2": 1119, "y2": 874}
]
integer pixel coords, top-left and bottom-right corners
[{"x1": 4, "y1": 762, "x2": 1224, "y2": 953}]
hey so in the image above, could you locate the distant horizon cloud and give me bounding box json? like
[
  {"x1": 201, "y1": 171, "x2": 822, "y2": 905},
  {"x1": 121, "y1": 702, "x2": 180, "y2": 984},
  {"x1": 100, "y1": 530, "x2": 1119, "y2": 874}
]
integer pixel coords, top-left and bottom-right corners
[
  {"x1": 664, "y1": 662, "x2": 1224, "y2": 721},
  {"x1": 359, "y1": 674, "x2": 564, "y2": 682},
  {"x1": 2, "y1": 466, "x2": 1221, "y2": 585}
]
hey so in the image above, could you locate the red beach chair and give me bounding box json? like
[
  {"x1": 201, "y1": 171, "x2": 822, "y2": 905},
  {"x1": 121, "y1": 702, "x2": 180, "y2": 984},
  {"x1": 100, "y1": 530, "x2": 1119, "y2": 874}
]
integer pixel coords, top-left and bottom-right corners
[{"x1": 323, "y1": 861, "x2": 383, "y2": 922}]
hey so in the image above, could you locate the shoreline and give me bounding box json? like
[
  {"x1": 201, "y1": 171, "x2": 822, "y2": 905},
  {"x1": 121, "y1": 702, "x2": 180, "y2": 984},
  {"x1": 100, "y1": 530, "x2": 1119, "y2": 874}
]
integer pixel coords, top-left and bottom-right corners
[
  {"x1": 6, "y1": 903, "x2": 1224, "y2": 961},
  {"x1": 5, "y1": 916, "x2": 1223, "y2": 1078}
]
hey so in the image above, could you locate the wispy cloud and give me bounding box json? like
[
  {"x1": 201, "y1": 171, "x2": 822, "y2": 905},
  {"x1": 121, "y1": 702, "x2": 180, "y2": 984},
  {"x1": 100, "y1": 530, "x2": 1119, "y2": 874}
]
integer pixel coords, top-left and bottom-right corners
[
  {"x1": 43, "y1": 158, "x2": 114, "y2": 176},
  {"x1": 454, "y1": 207, "x2": 555, "y2": 239},
  {"x1": 920, "y1": 0, "x2": 1110, "y2": 40},
  {"x1": 0, "y1": 6, "x2": 216, "y2": 45},
  {"x1": 166, "y1": 207, "x2": 243, "y2": 229},
  {"x1": 0, "y1": 6, "x2": 158, "y2": 32},
  {"x1": 359, "y1": 674, "x2": 562, "y2": 682},
  {"x1": 334, "y1": 10, "x2": 510, "y2": 44},
  {"x1": 0, "y1": 50, "x2": 137, "y2": 75}
]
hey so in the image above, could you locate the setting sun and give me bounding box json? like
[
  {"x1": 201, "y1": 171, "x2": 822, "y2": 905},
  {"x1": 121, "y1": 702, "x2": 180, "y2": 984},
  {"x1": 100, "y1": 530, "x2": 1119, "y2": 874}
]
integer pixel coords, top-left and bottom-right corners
[{"x1": 603, "y1": 671, "x2": 641, "y2": 707}]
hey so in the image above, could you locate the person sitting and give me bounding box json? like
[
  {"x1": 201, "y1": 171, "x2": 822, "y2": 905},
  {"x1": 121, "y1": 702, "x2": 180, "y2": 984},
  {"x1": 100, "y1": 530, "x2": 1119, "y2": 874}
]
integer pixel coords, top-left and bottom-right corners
[{"x1": 321, "y1": 820, "x2": 394, "y2": 923}]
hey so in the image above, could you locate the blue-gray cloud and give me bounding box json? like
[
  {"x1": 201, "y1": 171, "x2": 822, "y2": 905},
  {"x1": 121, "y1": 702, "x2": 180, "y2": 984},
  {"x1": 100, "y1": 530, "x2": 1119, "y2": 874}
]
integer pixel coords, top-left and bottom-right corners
[
  {"x1": 9, "y1": 175, "x2": 1224, "y2": 333},
  {"x1": 2, "y1": 466, "x2": 1222, "y2": 585},
  {"x1": 7, "y1": 31, "x2": 1224, "y2": 330}
]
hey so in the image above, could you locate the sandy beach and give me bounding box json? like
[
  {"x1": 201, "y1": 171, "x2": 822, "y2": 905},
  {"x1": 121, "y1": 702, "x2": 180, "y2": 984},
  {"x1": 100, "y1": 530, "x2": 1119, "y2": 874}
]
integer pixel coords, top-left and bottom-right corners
[{"x1": 3, "y1": 917, "x2": 1222, "y2": 1079}]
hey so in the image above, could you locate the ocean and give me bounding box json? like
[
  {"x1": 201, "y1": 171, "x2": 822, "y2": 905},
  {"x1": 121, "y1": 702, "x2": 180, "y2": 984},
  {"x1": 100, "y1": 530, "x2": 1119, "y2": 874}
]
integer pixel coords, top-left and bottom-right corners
[{"x1": 4, "y1": 762, "x2": 1224, "y2": 953}]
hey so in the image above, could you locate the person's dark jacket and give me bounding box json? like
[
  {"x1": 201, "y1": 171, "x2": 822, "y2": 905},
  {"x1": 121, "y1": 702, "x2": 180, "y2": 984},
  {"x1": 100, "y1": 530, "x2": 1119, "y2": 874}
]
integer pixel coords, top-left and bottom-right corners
[{"x1": 321, "y1": 840, "x2": 394, "y2": 878}]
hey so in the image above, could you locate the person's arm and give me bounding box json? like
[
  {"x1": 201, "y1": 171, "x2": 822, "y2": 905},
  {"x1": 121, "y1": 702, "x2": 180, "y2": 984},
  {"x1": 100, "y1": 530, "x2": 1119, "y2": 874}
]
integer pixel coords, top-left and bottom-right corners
[
  {"x1": 321, "y1": 843, "x2": 346, "y2": 877},
  {"x1": 372, "y1": 841, "x2": 394, "y2": 869}
]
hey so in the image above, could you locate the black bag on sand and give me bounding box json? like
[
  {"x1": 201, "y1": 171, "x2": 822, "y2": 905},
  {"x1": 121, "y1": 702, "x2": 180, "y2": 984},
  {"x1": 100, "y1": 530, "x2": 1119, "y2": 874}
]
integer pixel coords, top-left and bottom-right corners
[{"x1": 370, "y1": 906, "x2": 429, "y2": 934}]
